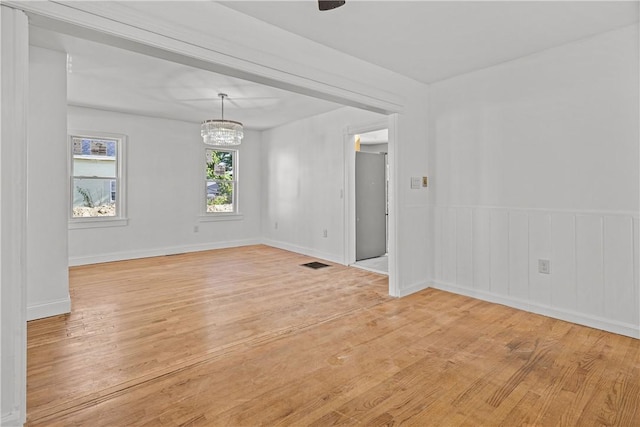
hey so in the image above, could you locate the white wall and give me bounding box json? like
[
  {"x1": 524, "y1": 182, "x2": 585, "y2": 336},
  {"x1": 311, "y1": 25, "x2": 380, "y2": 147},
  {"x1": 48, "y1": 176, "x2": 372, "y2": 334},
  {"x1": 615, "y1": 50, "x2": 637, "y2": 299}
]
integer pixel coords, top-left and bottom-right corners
[
  {"x1": 428, "y1": 25, "x2": 640, "y2": 337},
  {"x1": 67, "y1": 106, "x2": 262, "y2": 265},
  {"x1": 261, "y1": 107, "x2": 384, "y2": 263},
  {"x1": 26, "y1": 46, "x2": 70, "y2": 320}
]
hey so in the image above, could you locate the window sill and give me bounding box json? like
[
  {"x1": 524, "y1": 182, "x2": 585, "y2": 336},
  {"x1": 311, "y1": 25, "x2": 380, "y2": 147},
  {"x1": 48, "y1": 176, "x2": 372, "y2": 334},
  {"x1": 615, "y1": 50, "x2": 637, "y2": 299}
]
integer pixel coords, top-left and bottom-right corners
[
  {"x1": 198, "y1": 213, "x2": 244, "y2": 222},
  {"x1": 69, "y1": 217, "x2": 128, "y2": 229}
]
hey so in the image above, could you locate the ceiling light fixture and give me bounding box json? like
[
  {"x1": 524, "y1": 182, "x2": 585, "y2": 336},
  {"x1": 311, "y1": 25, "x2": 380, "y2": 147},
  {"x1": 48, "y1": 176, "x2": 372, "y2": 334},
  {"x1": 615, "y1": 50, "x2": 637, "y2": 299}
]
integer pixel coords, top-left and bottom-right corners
[
  {"x1": 201, "y1": 93, "x2": 244, "y2": 146},
  {"x1": 318, "y1": 1, "x2": 345, "y2": 11}
]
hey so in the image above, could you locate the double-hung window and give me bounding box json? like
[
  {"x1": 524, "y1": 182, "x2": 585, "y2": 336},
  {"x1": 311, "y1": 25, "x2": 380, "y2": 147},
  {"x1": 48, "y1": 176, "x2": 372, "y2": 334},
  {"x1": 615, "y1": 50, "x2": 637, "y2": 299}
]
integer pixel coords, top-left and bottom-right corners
[
  {"x1": 205, "y1": 148, "x2": 237, "y2": 214},
  {"x1": 70, "y1": 132, "x2": 126, "y2": 227}
]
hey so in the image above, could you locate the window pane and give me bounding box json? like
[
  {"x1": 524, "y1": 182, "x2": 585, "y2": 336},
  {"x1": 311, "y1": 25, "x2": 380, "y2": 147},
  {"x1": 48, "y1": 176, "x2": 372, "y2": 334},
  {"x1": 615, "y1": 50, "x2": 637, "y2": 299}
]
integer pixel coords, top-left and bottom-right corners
[
  {"x1": 72, "y1": 137, "x2": 117, "y2": 178},
  {"x1": 73, "y1": 178, "x2": 116, "y2": 217},
  {"x1": 206, "y1": 150, "x2": 233, "y2": 179},
  {"x1": 72, "y1": 137, "x2": 117, "y2": 156},
  {"x1": 206, "y1": 180, "x2": 234, "y2": 213},
  {"x1": 206, "y1": 149, "x2": 235, "y2": 213},
  {"x1": 73, "y1": 157, "x2": 117, "y2": 178}
]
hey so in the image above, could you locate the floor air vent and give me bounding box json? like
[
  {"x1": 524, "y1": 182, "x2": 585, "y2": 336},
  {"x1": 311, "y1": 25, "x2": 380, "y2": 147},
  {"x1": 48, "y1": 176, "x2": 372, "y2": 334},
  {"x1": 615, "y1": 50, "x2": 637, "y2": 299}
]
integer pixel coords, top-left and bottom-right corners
[{"x1": 301, "y1": 261, "x2": 330, "y2": 270}]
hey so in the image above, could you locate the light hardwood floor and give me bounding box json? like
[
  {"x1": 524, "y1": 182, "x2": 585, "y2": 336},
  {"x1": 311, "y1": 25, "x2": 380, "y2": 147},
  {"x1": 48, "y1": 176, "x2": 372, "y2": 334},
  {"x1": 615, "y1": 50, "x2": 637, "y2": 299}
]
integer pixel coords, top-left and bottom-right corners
[{"x1": 27, "y1": 245, "x2": 639, "y2": 426}]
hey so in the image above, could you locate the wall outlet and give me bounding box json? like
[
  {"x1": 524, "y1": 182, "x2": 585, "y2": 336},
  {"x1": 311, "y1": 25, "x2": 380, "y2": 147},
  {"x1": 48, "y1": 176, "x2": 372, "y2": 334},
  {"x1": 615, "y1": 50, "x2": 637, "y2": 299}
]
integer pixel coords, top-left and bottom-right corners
[
  {"x1": 422, "y1": 176, "x2": 428, "y2": 187},
  {"x1": 193, "y1": 225, "x2": 199, "y2": 233},
  {"x1": 323, "y1": 229, "x2": 328, "y2": 238},
  {"x1": 411, "y1": 177, "x2": 421, "y2": 189},
  {"x1": 274, "y1": 222, "x2": 278, "y2": 229},
  {"x1": 538, "y1": 259, "x2": 550, "y2": 274}
]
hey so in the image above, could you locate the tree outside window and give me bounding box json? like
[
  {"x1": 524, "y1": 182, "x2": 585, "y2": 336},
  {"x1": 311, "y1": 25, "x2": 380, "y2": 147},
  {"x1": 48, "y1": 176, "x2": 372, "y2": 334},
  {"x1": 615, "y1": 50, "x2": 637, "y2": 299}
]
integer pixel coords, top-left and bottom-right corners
[{"x1": 206, "y1": 149, "x2": 237, "y2": 213}]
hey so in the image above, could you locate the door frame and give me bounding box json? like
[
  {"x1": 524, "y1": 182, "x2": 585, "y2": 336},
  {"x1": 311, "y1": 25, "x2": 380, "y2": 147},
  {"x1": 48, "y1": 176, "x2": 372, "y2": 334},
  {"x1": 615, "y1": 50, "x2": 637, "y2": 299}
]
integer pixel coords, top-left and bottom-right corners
[{"x1": 343, "y1": 116, "x2": 398, "y2": 295}]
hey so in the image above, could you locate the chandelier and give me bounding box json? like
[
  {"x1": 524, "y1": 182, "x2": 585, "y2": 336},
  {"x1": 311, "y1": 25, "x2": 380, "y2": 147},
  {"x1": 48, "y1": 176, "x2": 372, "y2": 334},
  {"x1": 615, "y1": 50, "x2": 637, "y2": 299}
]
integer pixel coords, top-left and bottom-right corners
[{"x1": 201, "y1": 93, "x2": 244, "y2": 146}]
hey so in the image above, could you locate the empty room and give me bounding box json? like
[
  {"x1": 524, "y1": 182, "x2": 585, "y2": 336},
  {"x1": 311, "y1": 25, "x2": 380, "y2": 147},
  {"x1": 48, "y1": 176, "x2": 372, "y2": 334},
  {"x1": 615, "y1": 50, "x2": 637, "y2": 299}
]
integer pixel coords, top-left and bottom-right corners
[{"x1": 1, "y1": 1, "x2": 638, "y2": 426}]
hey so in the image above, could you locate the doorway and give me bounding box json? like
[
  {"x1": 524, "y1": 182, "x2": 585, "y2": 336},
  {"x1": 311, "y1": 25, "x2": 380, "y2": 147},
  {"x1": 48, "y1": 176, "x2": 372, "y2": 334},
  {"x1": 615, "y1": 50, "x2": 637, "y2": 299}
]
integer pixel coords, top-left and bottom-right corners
[
  {"x1": 348, "y1": 127, "x2": 390, "y2": 275},
  {"x1": 356, "y1": 150, "x2": 387, "y2": 260}
]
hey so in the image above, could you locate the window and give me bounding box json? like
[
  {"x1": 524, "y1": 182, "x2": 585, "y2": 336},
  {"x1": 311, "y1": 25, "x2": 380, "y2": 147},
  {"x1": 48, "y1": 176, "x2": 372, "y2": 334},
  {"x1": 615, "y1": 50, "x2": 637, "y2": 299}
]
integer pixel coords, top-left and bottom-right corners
[
  {"x1": 70, "y1": 132, "x2": 126, "y2": 226},
  {"x1": 205, "y1": 149, "x2": 237, "y2": 214}
]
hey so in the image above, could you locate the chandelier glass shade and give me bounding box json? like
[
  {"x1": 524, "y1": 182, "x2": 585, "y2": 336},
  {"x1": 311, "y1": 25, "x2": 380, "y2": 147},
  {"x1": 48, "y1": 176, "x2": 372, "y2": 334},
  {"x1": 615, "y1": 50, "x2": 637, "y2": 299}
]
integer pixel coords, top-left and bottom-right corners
[{"x1": 201, "y1": 93, "x2": 244, "y2": 146}]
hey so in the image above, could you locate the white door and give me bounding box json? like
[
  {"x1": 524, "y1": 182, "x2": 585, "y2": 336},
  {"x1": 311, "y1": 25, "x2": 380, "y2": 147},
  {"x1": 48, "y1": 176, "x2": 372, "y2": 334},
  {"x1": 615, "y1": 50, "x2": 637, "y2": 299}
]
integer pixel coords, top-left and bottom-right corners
[{"x1": 355, "y1": 152, "x2": 386, "y2": 260}]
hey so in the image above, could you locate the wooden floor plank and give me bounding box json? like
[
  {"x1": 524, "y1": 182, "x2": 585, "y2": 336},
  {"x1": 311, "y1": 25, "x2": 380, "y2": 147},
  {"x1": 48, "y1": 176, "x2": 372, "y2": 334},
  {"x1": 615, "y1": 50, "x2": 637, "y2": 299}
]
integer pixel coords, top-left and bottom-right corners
[{"x1": 26, "y1": 245, "x2": 640, "y2": 426}]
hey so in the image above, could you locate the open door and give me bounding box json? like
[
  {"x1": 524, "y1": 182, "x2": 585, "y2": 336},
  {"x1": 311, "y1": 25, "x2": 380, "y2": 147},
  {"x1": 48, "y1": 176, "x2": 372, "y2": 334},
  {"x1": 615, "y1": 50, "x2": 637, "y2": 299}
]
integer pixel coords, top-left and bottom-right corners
[{"x1": 355, "y1": 151, "x2": 386, "y2": 260}]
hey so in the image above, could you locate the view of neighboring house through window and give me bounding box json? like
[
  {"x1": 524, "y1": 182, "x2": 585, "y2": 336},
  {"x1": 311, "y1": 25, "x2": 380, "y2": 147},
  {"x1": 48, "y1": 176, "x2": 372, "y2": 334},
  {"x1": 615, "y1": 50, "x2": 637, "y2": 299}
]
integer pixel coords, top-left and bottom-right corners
[
  {"x1": 71, "y1": 134, "x2": 123, "y2": 218},
  {"x1": 206, "y1": 149, "x2": 236, "y2": 213}
]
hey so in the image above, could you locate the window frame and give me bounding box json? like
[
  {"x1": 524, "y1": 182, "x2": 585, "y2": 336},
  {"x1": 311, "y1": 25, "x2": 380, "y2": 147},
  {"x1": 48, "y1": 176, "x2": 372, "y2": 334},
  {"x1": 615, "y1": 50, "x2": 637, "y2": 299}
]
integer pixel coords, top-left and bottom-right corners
[
  {"x1": 201, "y1": 147, "x2": 242, "y2": 221},
  {"x1": 68, "y1": 131, "x2": 128, "y2": 229}
]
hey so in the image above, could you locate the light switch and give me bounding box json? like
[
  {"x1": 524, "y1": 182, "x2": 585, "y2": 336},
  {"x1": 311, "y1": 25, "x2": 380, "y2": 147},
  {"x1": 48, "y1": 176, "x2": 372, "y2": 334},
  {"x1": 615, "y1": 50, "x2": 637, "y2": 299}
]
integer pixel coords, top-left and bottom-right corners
[{"x1": 411, "y1": 177, "x2": 421, "y2": 189}]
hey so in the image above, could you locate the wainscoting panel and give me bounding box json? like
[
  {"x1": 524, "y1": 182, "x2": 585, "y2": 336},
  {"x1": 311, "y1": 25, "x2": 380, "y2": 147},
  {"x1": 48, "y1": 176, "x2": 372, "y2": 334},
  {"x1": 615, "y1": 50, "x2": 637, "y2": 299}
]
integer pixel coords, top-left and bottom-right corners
[
  {"x1": 472, "y1": 208, "x2": 491, "y2": 292},
  {"x1": 529, "y1": 213, "x2": 552, "y2": 306},
  {"x1": 603, "y1": 216, "x2": 635, "y2": 325},
  {"x1": 509, "y1": 211, "x2": 529, "y2": 300},
  {"x1": 456, "y1": 208, "x2": 473, "y2": 288},
  {"x1": 575, "y1": 215, "x2": 604, "y2": 318},
  {"x1": 443, "y1": 208, "x2": 457, "y2": 285},
  {"x1": 431, "y1": 206, "x2": 639, "y2": 337},
  {"x1": 489, "y1": 210, "x2": 510, "y2": 295},
  {"x1": 550, "y1": 214, "x2": 577, "y2": 311},
  {"x1": 433, "y1": 207, "x2": 443, "y2": 281}
]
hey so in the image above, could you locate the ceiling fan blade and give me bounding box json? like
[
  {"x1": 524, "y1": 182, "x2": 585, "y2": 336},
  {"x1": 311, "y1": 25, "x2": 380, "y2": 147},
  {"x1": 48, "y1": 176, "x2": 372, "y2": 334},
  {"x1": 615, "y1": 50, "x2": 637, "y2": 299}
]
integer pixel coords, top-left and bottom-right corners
[{"x1": 318, "y1": 1, "x2": 345, "y2": 11}]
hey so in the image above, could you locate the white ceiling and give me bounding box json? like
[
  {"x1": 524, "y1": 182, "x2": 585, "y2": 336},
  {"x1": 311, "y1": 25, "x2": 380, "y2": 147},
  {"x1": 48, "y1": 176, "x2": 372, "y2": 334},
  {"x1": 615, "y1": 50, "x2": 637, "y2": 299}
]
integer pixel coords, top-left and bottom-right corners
[
  {"x1": 29, "y1": 1, "x2": 639, "y2": 130},
  {"x1": 29, "y1": 27, "x2": 343, "y2": 130},
  {"x1": 222, "y1": 0, "x2": 639, "y2": 84}
]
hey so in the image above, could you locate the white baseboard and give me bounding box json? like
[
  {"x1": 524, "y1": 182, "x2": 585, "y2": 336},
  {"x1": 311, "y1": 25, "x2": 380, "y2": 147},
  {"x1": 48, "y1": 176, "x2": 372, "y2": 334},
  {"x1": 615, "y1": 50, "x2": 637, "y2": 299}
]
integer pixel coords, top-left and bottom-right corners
[
  {"x1": 396, "y1": 280, "x2": 430, "y2": 297},
  {"x1": 27, "y1": 295, "x2": 71, "y2": 321},
  {"x1": 261, "y1": 239, "x2": 344, "y2": 265},
  {"x1": 1, "y1": 410, "x2": 23, "y2": 427},
  {"x1": 68, "y1": 239, "x2": 262, "y2": 266},
  {"x1": 431, "y1": 280, "x2": 640, "y2": 339}
]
